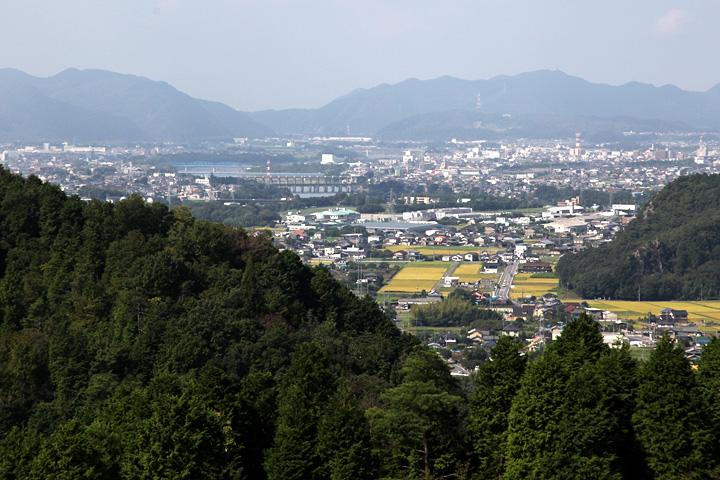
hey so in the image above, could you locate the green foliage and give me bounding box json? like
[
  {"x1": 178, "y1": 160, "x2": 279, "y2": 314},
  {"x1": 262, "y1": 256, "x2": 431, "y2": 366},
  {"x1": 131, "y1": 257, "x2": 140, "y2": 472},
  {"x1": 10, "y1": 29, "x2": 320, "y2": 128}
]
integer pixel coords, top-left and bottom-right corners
[
  {"x1": 0, "y1": 166, "x2": 416, "y2": 478},
  {"x1": 265, "y1": 342, "x2": 338, "y2": 480},
  {"x1": 314, "y1": 383, "x2": 373, "y2": 480},
  {"x1": 368, "y1": 348, "x2": 465, "y2": 479},
  {"x1": 633, "y1": 335, "x2": 716, "y2": 479},
  {"x1": 698, "y1": 336, "x2": 720, "y2": 459},
  {"x1": 468, "y1": 336, "x2": 526, "y2": 479},
  {"x1": 410, "y1": 297, "x2": 504, "y2": 329},
  {"x1": 505, "y1": 314, "x2": 639, "y2": 480}
]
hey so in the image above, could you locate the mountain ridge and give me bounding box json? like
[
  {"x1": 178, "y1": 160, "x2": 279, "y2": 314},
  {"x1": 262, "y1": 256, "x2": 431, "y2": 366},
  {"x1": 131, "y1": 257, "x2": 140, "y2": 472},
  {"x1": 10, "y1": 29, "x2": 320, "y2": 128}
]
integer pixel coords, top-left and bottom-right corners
[
  {"x1": 2, "y1": 68, "x2": 720, "y2": 142},
  {"x1": 251, "y1": 70, "x2": 720, "y2": 139},
  {"x1": 0, "y1": 68, "x2": 273, "y2": 142}
]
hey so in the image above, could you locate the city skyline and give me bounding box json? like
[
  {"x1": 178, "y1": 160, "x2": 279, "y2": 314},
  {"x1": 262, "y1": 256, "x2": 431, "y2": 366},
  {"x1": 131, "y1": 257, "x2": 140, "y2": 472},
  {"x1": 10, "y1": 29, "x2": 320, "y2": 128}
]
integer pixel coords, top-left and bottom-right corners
[{"x1": 2, "y1": 1, "x2": 719, "y2": 111}]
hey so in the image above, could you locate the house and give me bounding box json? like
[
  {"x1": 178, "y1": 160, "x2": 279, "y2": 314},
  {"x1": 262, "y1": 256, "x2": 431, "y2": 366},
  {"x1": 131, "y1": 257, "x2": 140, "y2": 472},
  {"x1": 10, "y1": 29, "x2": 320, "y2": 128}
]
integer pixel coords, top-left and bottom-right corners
[
  {"x1": 542, "y1": 293, "x2": 559, "y2": 302},
  {"x1": 670, "y1": 325, "x2": 701, "y2": 341},
  {"x1": 660, "y1": 308, "x2": 689, "y2": 324},
  {"x1": 314, "y1": 208, "x2": 360, "y2": 222},
  {"x1": 464, "y1": 252, "x2": 478, "y2": 262},
  {"x1": 467, "y1": 328, "x2": 490, "y2": 343},
  {"x1": 484, "y1": 261, "x2": 500, "y2": 273},
  {"x1": 502, "y1": 323, "x2": 522, "y2": 337},
  {"x1": 510, "y1": 305, "x2": 536, "y2": 321},
  {"x1": 601, "y1": 332, "x2": 627, "y2": 348},
  {"x1": 472, "y1": 290, "x2": 490, "y2": 302},
  {"x1": 365, "y1": 273, "x2": 382, "y2": 284},
  {"x1": 481, "y1": 339, "x2": 497, "y2": 350},
  {"x1": 392, "y1": 250, "x2": 407, "y2": 260},
  {"x1": 520, "y1": 262, "x2": 553, "y2": 273},
  {"x1": 563, "y1": 303, "x2": 583, "y2": 316},
  {"x1": 656, "y1": 314, "x2": 675, "y2": 329},
  {"x1": 439, "y1": 333, "x2": 458, "y2": 346},
  {"x1": 286, "y1": 213, "x2": 309, "y2": 224},
  {"x1": 685, "y1": 347, "x2": 703, "y2": 365}
]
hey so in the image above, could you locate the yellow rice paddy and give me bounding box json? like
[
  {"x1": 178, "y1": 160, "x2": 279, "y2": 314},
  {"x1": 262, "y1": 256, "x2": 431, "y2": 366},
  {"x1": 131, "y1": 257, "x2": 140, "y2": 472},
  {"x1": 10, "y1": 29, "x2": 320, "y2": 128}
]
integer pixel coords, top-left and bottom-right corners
[
  {"x1": 585, "y1": 300, "x2": 720, "y2": 323},
  {"x1": 453, "y1": 264, "x2": 496, "y2": 283},
  {"x1": 379, "y1": 262, "x2": 451, "y2": 293},
  {"x1": 511, "y1": 273, "x2": 560, "y2": 298}
]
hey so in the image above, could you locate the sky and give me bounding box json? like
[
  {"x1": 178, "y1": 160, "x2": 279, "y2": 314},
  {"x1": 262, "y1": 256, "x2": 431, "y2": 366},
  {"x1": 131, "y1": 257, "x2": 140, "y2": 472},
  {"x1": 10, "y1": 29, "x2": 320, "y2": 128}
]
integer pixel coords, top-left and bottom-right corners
[{"x1": 2, "y1": 1, "x2": 720, "y2": 111}]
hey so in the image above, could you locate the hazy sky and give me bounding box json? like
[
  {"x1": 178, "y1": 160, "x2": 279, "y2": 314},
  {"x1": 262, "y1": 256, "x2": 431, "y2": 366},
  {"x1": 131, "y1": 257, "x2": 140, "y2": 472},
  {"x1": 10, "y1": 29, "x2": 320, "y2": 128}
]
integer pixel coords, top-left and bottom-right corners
[{"x1": 2, "y1": 1, "x2": 719, "y2": 111}]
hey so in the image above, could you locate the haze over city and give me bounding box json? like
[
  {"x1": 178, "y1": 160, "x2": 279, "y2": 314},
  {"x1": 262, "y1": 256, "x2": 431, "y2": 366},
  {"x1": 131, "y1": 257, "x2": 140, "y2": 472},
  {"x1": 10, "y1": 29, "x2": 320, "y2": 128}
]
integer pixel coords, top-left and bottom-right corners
[{"x1": 3, "y1": 0, "x2": 720, "y2": 111}]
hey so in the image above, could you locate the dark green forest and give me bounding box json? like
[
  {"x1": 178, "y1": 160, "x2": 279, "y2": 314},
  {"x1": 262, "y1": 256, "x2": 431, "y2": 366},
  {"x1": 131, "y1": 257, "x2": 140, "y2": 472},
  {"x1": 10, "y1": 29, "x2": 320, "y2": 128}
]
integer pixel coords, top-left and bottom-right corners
[
  {"x1": 1, "y1": 168, "x2": 720, "y2": 479},
  {"x1": 557, "y1": 173, "x2": 720, "y2": 300}
]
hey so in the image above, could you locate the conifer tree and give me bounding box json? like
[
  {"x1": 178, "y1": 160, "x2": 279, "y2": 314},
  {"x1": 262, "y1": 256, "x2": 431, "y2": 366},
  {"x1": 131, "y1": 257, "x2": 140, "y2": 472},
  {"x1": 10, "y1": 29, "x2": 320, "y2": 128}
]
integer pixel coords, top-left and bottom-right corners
[
  {"x1": 264, "y1": 342, "x2": 338, "y2": 480},
  {"x1": 505, "y1": 314, "x2": 637, "y2": 480},
  {"x1": 633, "y1": 334, "x2": 715, "y2": 479},
  {"x1": 468, "y1": 335, "x2": 526, "y2": 479},
  {"x1": 314, "y1": 383, "x2": 373, "y2": 480},
  {"x1": 369, "y1": 348, "x2": 465, "y2": 480},
  {"x1": 697, "y1": 335, "x2": 720, "y2": 467}
]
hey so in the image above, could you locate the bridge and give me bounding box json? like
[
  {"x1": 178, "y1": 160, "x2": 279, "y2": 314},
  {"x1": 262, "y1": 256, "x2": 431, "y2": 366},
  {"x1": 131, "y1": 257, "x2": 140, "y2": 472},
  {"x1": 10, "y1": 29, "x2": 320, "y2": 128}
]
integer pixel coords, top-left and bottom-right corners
[{"x1": 238, "y1": 173, "x2": 355, "y2": 195}]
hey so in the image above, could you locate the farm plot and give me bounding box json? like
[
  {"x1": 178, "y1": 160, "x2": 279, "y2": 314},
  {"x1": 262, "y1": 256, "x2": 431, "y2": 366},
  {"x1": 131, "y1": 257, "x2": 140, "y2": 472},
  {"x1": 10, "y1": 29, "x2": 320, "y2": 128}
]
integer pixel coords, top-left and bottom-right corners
[
  {"x1": 586, "y1": 300, "x2": 720, "y2": 324},
  {"x1": 379, "y1": 262, "x2": 451, "y2": 293},
  {"x1": 453, "y1": 264, "x2": 496, "y2": 284},
  {"x1": 512, "y1": 273, "x2": 559, "y2": 298}
]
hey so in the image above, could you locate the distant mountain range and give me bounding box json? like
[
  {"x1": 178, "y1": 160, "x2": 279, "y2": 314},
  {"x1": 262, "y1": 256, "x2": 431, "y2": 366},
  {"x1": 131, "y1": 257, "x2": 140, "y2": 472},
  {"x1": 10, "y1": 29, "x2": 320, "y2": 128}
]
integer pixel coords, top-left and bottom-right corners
[
  {"x1": 1, "y1": 68, "x2": 720, "y2": 142},
  {"x1": 252, "y1": 70, "x2": 720, "y2": 141},
  {"x1": 0, "y1": 68, "x2": 272, "y2": 142}
]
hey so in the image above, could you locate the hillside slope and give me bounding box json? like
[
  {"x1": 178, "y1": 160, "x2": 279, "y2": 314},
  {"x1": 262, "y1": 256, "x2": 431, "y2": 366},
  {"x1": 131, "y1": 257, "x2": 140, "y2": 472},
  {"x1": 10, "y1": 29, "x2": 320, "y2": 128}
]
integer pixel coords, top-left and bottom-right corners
[
  {"x1": 557, "y1": 174, "x2": 720, "y2": 300},
  {"x1": 0, "y1": 166, "x2": 419, "y2": 477}
]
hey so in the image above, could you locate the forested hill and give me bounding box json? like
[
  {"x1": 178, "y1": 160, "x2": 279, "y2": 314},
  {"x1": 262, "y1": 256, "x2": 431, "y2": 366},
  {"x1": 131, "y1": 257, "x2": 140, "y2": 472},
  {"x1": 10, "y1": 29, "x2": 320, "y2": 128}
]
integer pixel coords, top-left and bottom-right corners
[
  {"x1": 557, "y1": 173, "x2": 720, "y2": 300},
  {"x1": 0, "y1": 166, "x2": 420, "y2": 477}
]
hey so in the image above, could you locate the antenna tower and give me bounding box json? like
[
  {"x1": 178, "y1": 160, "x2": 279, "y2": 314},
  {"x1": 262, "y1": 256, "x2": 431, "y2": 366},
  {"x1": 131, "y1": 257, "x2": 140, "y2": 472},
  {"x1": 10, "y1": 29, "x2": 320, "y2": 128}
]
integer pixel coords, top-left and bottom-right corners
[{"x1": 266, "y1": 157, "x2": 271, "y2": 184}]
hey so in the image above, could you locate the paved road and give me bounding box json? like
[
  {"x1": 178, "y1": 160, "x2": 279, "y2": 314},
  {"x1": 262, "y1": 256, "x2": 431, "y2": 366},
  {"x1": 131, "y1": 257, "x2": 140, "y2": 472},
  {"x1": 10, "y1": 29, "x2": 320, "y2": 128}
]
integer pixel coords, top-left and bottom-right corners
[{"x1": 494, "y1": 259, "x2": 519, "y2": 299}]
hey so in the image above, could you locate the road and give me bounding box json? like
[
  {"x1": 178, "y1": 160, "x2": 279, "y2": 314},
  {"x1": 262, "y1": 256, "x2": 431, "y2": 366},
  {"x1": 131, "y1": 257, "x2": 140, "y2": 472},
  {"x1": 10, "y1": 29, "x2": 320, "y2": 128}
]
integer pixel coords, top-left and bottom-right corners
[
  {"x1": 432, "y1": 261, "x2": 460, "y2": 292},
  {"x1": 494, "y1": 259, "x2": 519, "y2": 300}
]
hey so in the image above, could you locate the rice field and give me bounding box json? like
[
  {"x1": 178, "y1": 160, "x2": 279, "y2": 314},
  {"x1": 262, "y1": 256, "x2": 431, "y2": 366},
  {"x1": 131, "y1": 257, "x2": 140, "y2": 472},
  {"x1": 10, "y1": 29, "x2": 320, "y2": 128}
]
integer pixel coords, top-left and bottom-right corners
[
  {"x1": 585, "y1": 300, "x2": 720, "y2": 323},
  {"x1": 453, "y1": 264, "x2": 496, "y2": 283},
  {"x1": 512, "y1": 273, "x2": 560, "y2": 298},
  {"x1": 379, "y1": 262, "x2": 451, "y2": 293}
]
